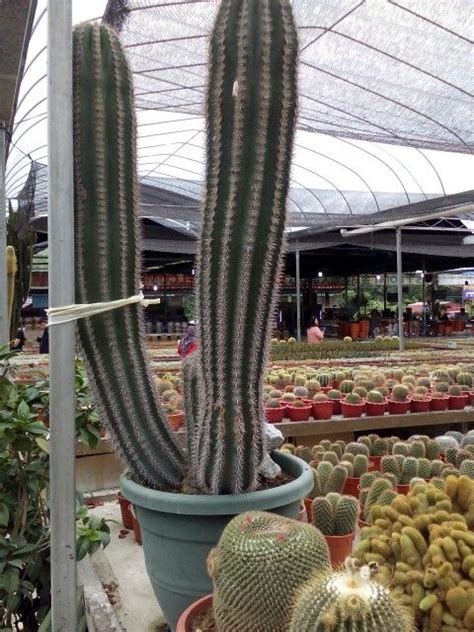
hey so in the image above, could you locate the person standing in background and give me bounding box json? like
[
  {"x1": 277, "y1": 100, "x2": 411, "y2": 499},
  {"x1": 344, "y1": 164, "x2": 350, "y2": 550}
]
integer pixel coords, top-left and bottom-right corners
[
  {"x1": 307, "y1": 317, "x2": 324, "y2": 344},
  {"x1": 37, "y1": 318, "x2": 49, "y2": 354}
]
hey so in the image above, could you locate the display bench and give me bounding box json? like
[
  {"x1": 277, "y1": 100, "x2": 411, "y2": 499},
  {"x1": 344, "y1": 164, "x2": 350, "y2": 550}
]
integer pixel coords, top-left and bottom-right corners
[{"x1": 275, "y1": 408, "x2": 474, "y2": 446}]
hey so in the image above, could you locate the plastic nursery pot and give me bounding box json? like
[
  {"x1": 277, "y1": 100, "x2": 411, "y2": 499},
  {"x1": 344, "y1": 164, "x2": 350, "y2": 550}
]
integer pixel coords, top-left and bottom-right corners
[
  {"x1": 365, "y1": 400, "x2": 387, "y2": 417},
  {"x1": 430, "y1": 396, "x2": 449, "y2": 411},
  {"x1": 358, "y1": 515, "x2": 370, "y2": 530},
  {"x1": 470, "y1": 392, "x2": 474, "y2": 406},
  {"x1": 167, "y1": 411, "x2": 185, "y2": 431},
  {"x1": 176, "y1": 594, "x2": 213, "y2": 632},
  {"x1": 264, "y1": 406, "x2": 285, "y2": 423},
  {"x1": 397, "y1": 484, "x2": 410, "y2": 495},
  {"x1": 410, "y1": 398, "x2": 432, "y2": 413},
  {"x1": 117, "y1": 492, "x2": 134, "y2": 530},
  {"x1": 312, "y1": 400, "x2": 334, "y2": 420},
  {"x1": 324, "y1": 533, "x2": 355, "y2": 567},
  {"x1": 387, "y1": 399, "x2": 411, "y2": 415},
  {"x1": 340, "y1": 400, "x2": 365, "y2": 419},
  {"x1": 330, "y1": 400, "x2": 342, "y2": 415},
  {"x1": 287, "y1": 403, "x2": 313, "y2": 422},
  {"x1": 120, "y1": 451, "x2": 313, "y2": 632},
  {"x1": 369, "y1": 456, "x2": 382, "y2": 471},
  {"x1": 343, "y1": 477, "x2": 360, "y2": 498},
  {"x1": 448, "y1": 394, "x2": 469, "y2": 410}
]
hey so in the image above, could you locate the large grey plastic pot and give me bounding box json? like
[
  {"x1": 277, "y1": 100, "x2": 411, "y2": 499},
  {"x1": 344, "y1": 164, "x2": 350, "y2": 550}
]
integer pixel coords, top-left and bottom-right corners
[{"x1": 120, "y1": 451, "x2": 313, "y2": 631}]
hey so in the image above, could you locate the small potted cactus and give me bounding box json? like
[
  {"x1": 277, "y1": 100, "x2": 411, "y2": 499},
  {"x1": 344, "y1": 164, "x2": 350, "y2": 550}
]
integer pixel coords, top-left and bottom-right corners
[
  {"x1": 327, "y1": 388, "x2": 342, "y2": 415},
  {"x1": 447, "y1": 383, "x2": 469, "y2": 410},
  {"x1": 410, "y1": 391, "x2": 431, "y2": 413},
  {"x1": 365, "y1": 390, "x2": 387, "y2": 417},
  {"x1": 286, "y1": 398, "x2": 313, "y2": 422},
  {"x1": 387, "y1": 384, "x2": 411, "y2": 415},
  {"x1": 318, "y1": 372, "x2": 333, "y2": 392},
  {"x1": 264, "y1": 398, "x2": 285, "y2": 424},
  {"x1": 311, "y1": 493, "x2": 358, "y2": 566},
  {"x1": 312, "y1": 392, "x2": 333, "y2": 420},
  {"x1": 305, "y1": 462, "x2": 348, "y2": 521},
  {"x1": 288, "y1": 561, "x2": 416, "y2": 632},
  {"x1": 430, "y1": 384, "x2": 450, "y2": 411},
  {"x1": 342, "y1": 453, "x2": 370, "y2": 497},
  {"x1": 341, "y1": 392, "x2": 365, "y2": 418}
]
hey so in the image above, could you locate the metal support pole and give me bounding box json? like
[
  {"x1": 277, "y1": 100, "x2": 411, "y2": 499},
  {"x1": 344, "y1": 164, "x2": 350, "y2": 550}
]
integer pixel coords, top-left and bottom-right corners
[
  {"x1": 296, "y1": 249, "x2": 301, "y2": 341},
  {"x1": 422, "y1": 267, "x2": 426, "y2": 337},
  {"x1": 48, "y1": 1, "x2": 76, "y2": 630},
  {"x1": 396, "y1": 228, "x2": 405, "y2": 351},
  {"x1": 0, "y1": 122, "x2": 8, "y2": 347}
]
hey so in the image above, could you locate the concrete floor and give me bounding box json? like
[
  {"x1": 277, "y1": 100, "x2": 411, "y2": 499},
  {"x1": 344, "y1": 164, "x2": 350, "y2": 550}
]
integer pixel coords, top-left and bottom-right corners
[{"x1": 89, "y1": 500, "x2": 166, "y2": 632}]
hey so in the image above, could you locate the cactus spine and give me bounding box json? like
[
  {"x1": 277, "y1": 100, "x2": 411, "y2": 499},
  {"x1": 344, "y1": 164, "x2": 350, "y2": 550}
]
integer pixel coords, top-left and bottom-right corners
[
  {"x1": 73, "y1": 23, "x2": 185, "y2": 488},
  {"x1": 193, "y1": 0, "x2": 298, "y2": 493}
]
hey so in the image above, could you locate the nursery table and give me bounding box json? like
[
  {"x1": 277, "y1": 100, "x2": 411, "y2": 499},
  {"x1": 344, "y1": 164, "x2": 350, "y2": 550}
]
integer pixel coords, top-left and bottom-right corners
[{"x1": 276, "y1": 408, "x2": 474, "y2": 446}]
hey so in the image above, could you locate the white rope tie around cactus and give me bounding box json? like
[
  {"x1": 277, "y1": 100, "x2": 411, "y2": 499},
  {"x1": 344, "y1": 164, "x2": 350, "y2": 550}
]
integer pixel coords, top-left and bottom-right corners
[{"x1": 46, "y1": 292, "x2": 161, "y2": 326}]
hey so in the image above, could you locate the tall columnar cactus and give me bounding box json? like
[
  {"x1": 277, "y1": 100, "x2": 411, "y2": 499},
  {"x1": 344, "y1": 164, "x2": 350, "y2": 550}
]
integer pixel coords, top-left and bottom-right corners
[
  {"x1": 193, "y1": 0, "x2": 298, "y2": 493},
  {"x1": 208, "y1": 511, "x2": 330, "y2": 632},
  {"x1": 73, "y1": 23, "x2": 186, "y2": 488},
  {"x1": 6, "y1": 246, "x2": 16, "y2": 335},
  {"x1": 73, "y1": 0, "x2": 298, "y2": 494},
  {"x1": 288, "y1": 564, "x2": 416, "y2": 631}
]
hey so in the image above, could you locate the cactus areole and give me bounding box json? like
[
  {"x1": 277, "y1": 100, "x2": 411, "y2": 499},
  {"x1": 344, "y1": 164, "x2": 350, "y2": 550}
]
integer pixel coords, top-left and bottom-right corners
[{"x1": 73, "y1": 0, "x2": 299, "y2": 496}]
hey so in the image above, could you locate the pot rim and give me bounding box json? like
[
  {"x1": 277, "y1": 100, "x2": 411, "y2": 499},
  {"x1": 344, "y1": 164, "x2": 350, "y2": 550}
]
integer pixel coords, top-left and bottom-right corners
[{"x1": 121, "y1": 451, "x2": 314, "y2": 516}]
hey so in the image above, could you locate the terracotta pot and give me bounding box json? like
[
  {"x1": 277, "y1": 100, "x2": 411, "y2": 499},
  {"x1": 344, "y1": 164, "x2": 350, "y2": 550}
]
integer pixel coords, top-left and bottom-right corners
[
  {"x1": 365, "y1": 400, "x2": 386, "y2": 417},
  {"x1": 448, "y1": 394, "x2": 469, "y2": 410},
  {"x1": 176, "y1": 594, "x2": 213, "y2": 632},
  {"x1": 287, "y1": 404, "x2": 312, "y2": 422},
  {"x1": 304, "y1": 497, "x2": 313, "y2": 523},
  {"x1": 349, "y1": 323, "x2": 360, "y2": 339},
  {"x1": 397, "y1": 484, "x2": 410, "y2": 495},
  {"x1": 410, "y1": 398, "x2": 431, "y2": 413},
  {"x1": 264, "y1": 406, "x2": 285, "y2": 423},
  {"x1": 358, "y1": 515, "x2": 370, "y2": 530},
  {"x1": 370, "y1": 456, "x2": 382, "y2": 471},
  {"x1": 167, "y1": 411, "x2": 185, "y2": 431},
  {"x1": 430, "y1": 395, "x2": 449, "y2": 411},
  {"x1": 340, "y1": 400, "x2": 365, "y2": 418},
  {"x1": 312, "y1": 400, "x2": 333, "y2": 420},
  {"x1": 330, "y1": 399, "x2": 342, "y2": 415},
  {"x1": 117, "y1": 492, "x2": 134, "y2": 530},
  {"x1": 343, "y1": 477, "x2": 360, "y2": 498},
  {"x1": 132, "y1": 514, "x2": 142, "y2": 545},
  {"x1": 325, "y1": 533, "x2": 355, "y2": 567},
  {"x1": 387, "y1": 399, "x2": 411, "y2": 415}
]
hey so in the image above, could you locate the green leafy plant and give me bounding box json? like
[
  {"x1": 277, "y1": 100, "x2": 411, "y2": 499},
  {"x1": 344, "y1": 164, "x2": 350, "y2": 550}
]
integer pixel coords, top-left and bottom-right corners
[{"x1": 0, "y1": 349, "x2": 109, "y2": 630}]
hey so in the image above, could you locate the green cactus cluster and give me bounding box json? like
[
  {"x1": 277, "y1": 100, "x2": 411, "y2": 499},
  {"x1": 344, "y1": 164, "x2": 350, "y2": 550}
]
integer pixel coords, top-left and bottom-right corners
[
  {"x1": 367, "y1": 389, "x2": 385, "y2": 403},
  {"x1": 209, "y1": 511, "x2": 330, "y2": 632},
  {"x1": 288, "y1": 563, "x2": 416, "y2": 632},
  {"x1": 380, "y1": 455, "x2": 446, "y2": 485},
  {"x1": 74, "y1": 0, "x2": 299, "y2": 493},
  {"x1": 327, "y1": 389, "x2": 342, "y2": 401},
  {"x1": 448, "y1": 384, "x2": 463, "y2": 397},
  {"x1": 457, "y1": 372, "x2": 473, "y2": 388},
  {"x1": 295, "y1": 445, "x2": 312, "y2": 464},
  {"x1": 318, "y1": 373, "x2": 332, "y2": 387},
  {"x1": 340, "y1": 379, "x2": 354, "y2": 393},
  {"x1": 392, "y1": 384, "x2": 410, "y2": 402},
  {"x1": 308, "y1": 462, "x2": 348, "y2": 499},
  {"x1": 345, "y1": 392, "x2": 362, "y2": 405},
  {"x1": 312, "y1": 392, "x2": 328, "y2": 402},
  {"x1": 353, "y1": 478, "x2": 474, "y2": 629},
  {"x1": 311, "y1": 493, "x2": 358, "y2": 536}
]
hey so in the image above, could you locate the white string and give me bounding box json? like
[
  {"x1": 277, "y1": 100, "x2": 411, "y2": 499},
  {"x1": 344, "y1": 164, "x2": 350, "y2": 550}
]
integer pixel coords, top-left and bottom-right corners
[{"x1": 46, "y1": 292, "x2": 161, "y2": 326}]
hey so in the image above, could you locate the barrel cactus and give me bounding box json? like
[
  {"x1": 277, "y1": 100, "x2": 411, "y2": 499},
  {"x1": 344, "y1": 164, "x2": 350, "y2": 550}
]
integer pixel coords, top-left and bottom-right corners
[
  {"x1": 73, "y1": 0, "x2": 299, "y2": 493},
  {"x1": 209, "y1": 511, "x2": 330, "y2": 632},
  {"x1": 392, "y1": 384, "x2": 410, "y2": 402},
  {"x1": 288, "y1": 563, "x2": 416, "y2": 632},
  {"x1": 345, "y1": 392, "x2": 362, "y2": 405},
  {"x1": 367, "y1": 390, "x2": 384, "y2": 403},
  {"x1": 457, "y1": 372, "x2": 473, "y2": 388}
]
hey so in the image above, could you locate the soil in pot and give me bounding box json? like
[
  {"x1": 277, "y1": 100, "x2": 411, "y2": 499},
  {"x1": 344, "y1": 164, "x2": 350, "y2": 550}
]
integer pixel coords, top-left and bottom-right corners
[{"x1": 176, "y1": 594, "x2": 214, "y2": 632}]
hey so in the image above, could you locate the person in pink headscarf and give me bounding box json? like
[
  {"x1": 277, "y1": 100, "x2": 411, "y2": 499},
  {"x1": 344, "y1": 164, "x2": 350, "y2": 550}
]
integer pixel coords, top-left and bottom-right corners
[
  {"x1": 307, "y1": 317, "x2": 324, "y2": 344},
  {"x1": 177, "y1": 322, "x2": 198, "y2": 358}
]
